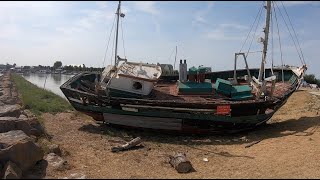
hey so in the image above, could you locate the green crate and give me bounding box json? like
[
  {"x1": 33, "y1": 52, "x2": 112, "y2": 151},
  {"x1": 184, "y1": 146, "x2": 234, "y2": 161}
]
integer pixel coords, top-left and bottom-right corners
[
  {"x1": 188, "y1": 66, "x2": 198, "y2": 75},
  {"x1": 231, "y1": 85, "x2": 253, "y2": 100},
  {"x1": 215, "y1": 78, "x2": 233, "y2": 96},
  {"x1": 198, "y1": 66, "x2": 207, "y2": 73},
  {"x1": 178, "y1": 81, "x2": 213, "y2": 94}
]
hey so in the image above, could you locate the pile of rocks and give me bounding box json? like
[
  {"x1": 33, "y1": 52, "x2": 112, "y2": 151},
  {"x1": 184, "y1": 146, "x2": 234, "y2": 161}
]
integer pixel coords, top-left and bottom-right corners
[
  {"x1": 0, "y1": 72, "x2": 83, "y2": 179},
  {"x1": 0, "y1": 72, "x2": 47, "y2": 178}
]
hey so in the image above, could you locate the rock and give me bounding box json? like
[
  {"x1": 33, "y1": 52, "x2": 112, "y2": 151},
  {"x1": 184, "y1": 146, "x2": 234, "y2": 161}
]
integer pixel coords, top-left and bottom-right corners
[
  {"x1": 48, "y1": 144, "x2": 62, "y2": 156},
  {"x1": 45, "y1": 153, "x2": 69, "y2": 171},
  {"x1": 21, "y1": 110, "x2": 35, "y2": 118},
  {"x1": 0, "y1": 130, "x2": 44, "y2": 172},
  {"x1": 203, "y1": 158, "x2": 209, "y2": 162},
  {"x1": 2, "y1": 161, "x2": 22, "y2": 179},
  {"x1": 69, "y1": 173, "x2": 86, "y2": 179},
  {"x1": 0, "y1": 117, "x2": 44, "y2": 136},
  {"x1": 18, "y1": 114, "x2": 27, "y2": 120},
  {"x1": 0, "y1": 105, "x2": 21, "y2": 117},
  {"x1": 63, "y1": 173, "x2": 86, "y2": 179}
]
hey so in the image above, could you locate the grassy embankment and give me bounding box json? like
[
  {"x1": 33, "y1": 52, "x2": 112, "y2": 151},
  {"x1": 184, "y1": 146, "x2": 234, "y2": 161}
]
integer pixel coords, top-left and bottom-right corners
[{"x1": 11, "y1": 73, "x2": 73, "y2": 116}]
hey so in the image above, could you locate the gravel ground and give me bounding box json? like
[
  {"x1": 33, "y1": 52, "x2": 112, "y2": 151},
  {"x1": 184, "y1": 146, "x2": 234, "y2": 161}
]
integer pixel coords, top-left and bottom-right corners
[{"x1": 41, "y1": 89, "x2": 320, "y2": 179}]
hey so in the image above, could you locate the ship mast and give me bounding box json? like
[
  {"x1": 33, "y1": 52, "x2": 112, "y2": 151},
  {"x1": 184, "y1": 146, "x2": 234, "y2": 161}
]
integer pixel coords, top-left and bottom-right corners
[
  {"x1": 258, "y1": 1, "x2": 272, "y2": 82},
  {"x1": 114, "y1": 1, "x2": 121, "y2": 67}
]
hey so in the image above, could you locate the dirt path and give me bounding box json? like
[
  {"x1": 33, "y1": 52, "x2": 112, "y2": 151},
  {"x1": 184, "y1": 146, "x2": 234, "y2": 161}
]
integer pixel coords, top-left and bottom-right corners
[{"x1": 42, "y1": 89, "x2": 320, "y2": 178}]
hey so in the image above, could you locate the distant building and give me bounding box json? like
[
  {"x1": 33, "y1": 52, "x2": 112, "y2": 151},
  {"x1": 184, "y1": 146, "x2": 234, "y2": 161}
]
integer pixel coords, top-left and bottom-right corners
[
  {"x1": 310, "y1": 84, "x2": 319, "y2": 89},
  {"x1": 0, "y1": 64, "x2": 5, "y2": 69}
]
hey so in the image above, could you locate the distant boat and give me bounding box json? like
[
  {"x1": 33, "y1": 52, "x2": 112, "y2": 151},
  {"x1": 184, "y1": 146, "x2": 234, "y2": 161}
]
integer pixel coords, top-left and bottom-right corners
[
  {"x1": 38, "y1": 70, "x2": 47, "y2": 74},
  {"x1": 61, "y1": 1, "x2": 307, "y2": 134}
]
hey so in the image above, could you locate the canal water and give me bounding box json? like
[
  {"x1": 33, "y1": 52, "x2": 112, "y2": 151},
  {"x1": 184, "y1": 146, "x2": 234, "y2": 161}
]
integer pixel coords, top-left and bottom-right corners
[{"x1": 22, "y1": 73, "x2": 74, "y2": 98}]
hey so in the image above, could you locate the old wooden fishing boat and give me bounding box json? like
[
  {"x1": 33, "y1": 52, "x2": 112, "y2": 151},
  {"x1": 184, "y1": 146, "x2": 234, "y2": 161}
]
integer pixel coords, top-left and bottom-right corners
[{"x1": 61, "y1": 1, "x2": 307, "y2": 134}]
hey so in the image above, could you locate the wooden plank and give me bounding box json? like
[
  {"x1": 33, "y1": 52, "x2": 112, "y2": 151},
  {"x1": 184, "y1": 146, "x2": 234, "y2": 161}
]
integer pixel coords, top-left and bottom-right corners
[
  {"x1": 68, "y1": 97, "x2": 83, "y2": 104},
  {"x1": 103, "y1": 113, "x2": 182, "y2": 130},
  {"x1": 121, "y1": 104, "x2": 216, "y2": 113}
]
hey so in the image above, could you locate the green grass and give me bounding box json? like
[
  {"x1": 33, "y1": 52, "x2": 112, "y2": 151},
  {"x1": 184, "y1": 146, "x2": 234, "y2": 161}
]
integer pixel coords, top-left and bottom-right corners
[{"x1": 12, "y1": 73, "x2": 73, "y2": 116}]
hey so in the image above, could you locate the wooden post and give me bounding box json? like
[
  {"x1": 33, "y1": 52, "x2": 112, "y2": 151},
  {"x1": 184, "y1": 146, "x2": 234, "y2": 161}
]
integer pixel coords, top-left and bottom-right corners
[
  {"x1": 169, "y1": 153, "x2": 193, "y2": 173},
  {"x1": 111, "y1": 137, "x2": 142, "y2": 152}
]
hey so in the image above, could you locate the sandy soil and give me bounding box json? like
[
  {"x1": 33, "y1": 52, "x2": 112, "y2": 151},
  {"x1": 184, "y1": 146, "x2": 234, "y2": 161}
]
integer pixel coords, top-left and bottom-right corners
[{"x1": 40, "y1": 89, "x2": 320, "y2": 179}]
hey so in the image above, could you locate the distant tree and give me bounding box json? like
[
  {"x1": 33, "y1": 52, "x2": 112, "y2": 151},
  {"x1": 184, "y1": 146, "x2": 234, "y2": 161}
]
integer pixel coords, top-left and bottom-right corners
[
  {"x1": 304, "y1": 74, "x2": 320, "y2": 86},
  {"x1": 74, "y1": 65, "x2": 78, "y2": 72},
  {"x1": 53, "y1": 61, "x2": 62, "y2": 69}
]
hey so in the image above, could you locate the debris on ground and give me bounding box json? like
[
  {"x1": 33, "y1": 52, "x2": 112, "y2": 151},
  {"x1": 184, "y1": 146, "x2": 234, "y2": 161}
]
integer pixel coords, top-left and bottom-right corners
[
  {"x1": 169, "y1": 152, "x2": 193, "y2": 173},
  {"x1": 111, "y1": 137, "x2": 143, "y2": 153}
]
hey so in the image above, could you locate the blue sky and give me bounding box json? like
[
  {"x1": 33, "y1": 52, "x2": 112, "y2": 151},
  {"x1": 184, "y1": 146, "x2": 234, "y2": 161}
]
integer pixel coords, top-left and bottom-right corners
[{"x1": 0, "y1": 1, "x2": 319, "y2": 77}]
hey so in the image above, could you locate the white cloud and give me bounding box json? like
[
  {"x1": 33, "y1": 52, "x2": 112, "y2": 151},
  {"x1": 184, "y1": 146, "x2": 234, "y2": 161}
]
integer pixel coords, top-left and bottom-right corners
[
  {"x1": 55, "y1": 4, "x2": 115, "y2": 37},
  {"x1": 0, "y1": 24, "x2": 20, "y2": 39},
  {"x1": 281, "y1": 1, "x2": 320, "y2": 7},
  {"x1": 220, "y1": 23, "x2": 249, "y2": 30},
  {"x1": 206, "y1": 23, "x2": 248, "y2": 41},
  {"x1": 0, "y1": 1, "x2": 55, "y2": 8},
  {"x1": 133, "y1": 1, "x2": 159, "y2": 15},
  {"x1": 207, "y1": 30, "x2": 245, "y2": 41},
  {"x1": 132, "y1": 1, "x2": 160, "y2": 34},
  {"x1": 96, "y1": 1, "x2": 108, "y2": 9},
  {"x1": 192, "y1": 2, "x2": 215, "y2": 26},
  {"x1": 55, "y1": 27, "x2": 83, "y2": 35}
]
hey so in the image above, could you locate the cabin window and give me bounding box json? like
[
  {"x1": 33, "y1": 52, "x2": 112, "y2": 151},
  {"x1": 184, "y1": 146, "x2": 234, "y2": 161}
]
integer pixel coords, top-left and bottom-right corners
[{"x1": 132, "y1": 81, "x2": 143, "y2": 90}]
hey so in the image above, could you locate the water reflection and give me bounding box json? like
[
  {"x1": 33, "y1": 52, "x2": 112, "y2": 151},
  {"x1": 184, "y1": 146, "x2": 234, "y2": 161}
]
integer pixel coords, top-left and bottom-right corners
[{"x1": 22, "y1": 73, "x2": 74, "y2": 98}]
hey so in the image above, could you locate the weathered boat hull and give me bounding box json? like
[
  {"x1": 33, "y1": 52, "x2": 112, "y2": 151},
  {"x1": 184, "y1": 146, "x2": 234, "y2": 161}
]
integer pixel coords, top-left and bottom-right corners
[
  {"x1": 70, "y1": 101, "x2": 276, "y2": 134},
  {"x1": 60, "y1": 67, "x2": 298, "y2": 134}
]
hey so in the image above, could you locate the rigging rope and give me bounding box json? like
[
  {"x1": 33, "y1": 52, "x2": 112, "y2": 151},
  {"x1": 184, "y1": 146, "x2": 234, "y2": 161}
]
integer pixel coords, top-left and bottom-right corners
[
  {"x1": 274, "y1": 1, "x2": 304, "y2": 65},
  {"x1": 239, "y1": 1, "x2": 264, "y2": 53},
  {"x1": 244, "y1": 2, "x2": 264, "y2": 59},
  {"x1": 272, "y1": 2, "x2": 284, "y2": 83},
  {"x1": 102, "y1": 14, "x2": 117, "y2": 70},
  {"x1": 168, "y1": 47, "x2": 175, "y2": 62},
  {"x1": 280, "y1": 1, "x2": 306, "y2": 65}
]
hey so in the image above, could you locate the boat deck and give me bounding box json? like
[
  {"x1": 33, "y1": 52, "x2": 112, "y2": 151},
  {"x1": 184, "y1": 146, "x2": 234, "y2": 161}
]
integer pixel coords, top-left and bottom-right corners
[
  {"x1": 68, "y1": 72, "x2": 295, "y2": 105},
  {"x1": 148, "y1": 81, "x2": 293, "y2": 104}
]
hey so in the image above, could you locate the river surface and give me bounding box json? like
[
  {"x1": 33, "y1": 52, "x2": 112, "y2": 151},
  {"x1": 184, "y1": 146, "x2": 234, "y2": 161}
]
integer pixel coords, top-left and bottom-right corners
[{"x1": 22, "y1": 73, "x2": 74, "y2": 98}]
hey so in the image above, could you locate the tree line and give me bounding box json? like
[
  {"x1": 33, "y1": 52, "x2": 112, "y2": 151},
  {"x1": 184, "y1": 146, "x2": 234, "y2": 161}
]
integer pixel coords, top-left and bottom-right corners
[
  {"x1": 303, "y1": 74, "x2": 320, "y2": 86},
  {"x1": 26, "y1": 61, "x2": 105, "y2": 72}
]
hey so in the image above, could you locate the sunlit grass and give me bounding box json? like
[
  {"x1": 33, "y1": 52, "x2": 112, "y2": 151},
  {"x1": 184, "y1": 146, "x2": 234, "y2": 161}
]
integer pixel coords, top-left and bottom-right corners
[{"x1": 12, "y1": 73, "x2": 73, "y2": 116}]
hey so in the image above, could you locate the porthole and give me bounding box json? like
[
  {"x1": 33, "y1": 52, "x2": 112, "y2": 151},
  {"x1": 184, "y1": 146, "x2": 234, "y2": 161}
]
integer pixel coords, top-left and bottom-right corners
[{"x1": 132, "y1": 81, "x2": 142, "y2": 90}]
